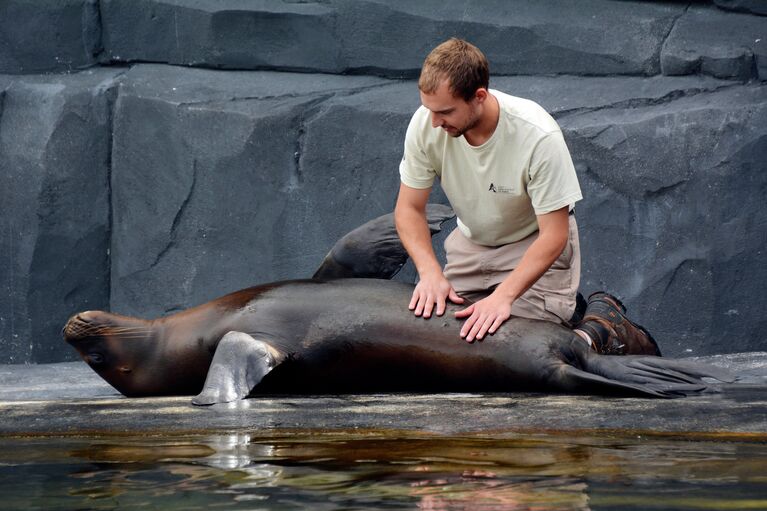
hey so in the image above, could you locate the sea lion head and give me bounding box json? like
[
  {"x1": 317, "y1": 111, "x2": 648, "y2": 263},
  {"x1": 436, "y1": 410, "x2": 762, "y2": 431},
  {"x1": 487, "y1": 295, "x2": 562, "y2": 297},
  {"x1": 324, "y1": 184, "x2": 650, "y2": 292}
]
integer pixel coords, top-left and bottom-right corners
[{"x1": 63, "y1": 310, "x2": 158, "y2": 396}]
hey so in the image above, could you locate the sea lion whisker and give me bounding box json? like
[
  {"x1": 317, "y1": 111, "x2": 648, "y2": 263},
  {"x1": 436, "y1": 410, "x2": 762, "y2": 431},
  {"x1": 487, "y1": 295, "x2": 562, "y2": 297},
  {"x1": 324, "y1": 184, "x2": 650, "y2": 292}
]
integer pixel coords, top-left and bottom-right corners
[
  {"x1": 113, "y1": 331, "x2": 155, "y2": 336},
  {"x1": 87, "y1": 327, "x2": 154, "y2": 334},
  {"x1": 67, "y1": 325, "x2": 155, "y2": 339},
  {"x1": 111, "y1": 336, "x2": 158, "y2": 340},
  {"x1": 102, "y1": 326, "x2": 153, "y2": 331},
  {"x1": 106, "y1": 329, "x2": 154, "y2": 334}
]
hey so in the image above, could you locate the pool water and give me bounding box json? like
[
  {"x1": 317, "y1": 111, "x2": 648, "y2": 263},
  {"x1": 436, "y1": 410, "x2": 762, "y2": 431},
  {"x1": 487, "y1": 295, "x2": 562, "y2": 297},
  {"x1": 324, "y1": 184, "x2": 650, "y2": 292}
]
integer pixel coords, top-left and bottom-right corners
[{"x1": 1, "y1": 431, "x2": 765, "y2": 510}]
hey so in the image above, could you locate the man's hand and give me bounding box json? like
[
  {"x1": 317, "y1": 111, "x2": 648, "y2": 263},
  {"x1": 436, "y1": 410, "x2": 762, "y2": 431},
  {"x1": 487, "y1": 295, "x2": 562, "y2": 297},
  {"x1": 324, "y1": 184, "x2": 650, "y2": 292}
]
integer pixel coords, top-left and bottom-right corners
[
  {"x1": 409, "y1": 272, "x2": 464, "y2": 318},
  {"x1": 455, "y1": 291, "x2": 512, "y2": 342}
]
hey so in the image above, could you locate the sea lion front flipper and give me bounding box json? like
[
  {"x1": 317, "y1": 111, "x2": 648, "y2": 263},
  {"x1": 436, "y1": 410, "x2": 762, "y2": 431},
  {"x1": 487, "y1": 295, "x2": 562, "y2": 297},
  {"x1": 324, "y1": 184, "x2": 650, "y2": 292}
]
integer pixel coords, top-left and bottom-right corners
[
  {"x1": 313, "y1": 203, "x2": 454, "y2": 280},
  {"x1": 192, "y1": 331, "x2": 285, "y2": 406}
]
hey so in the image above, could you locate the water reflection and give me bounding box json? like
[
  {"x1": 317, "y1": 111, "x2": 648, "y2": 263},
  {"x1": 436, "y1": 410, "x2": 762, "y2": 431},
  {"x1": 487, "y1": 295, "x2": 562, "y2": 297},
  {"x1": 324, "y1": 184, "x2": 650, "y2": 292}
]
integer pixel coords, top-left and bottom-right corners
[{"x1": 0, "y1": 431, "x2": 765, "y2": 510}]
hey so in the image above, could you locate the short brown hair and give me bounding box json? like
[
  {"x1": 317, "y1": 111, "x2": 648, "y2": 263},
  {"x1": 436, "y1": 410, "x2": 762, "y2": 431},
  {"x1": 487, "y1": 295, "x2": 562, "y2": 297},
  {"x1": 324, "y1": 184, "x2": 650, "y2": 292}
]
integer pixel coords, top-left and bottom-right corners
[{"x1": 418, "y1": 38, "x2": 489, "y2": 101}]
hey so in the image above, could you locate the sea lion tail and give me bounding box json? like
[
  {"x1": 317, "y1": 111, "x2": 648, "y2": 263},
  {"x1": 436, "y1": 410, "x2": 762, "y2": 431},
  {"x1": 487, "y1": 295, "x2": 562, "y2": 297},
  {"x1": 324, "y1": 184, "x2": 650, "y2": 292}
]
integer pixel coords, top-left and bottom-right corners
[
  {"x1": 312, "y1": 204, "x2": 454, "y2": 280},
  {"x1": 566, "y1": 350, "x2": 736, "y2": 398}
]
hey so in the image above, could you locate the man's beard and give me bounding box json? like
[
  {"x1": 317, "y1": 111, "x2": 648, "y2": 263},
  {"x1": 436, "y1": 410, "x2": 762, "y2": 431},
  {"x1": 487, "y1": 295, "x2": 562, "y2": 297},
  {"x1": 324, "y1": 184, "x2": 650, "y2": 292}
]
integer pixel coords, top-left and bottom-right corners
[{"x1": 447, "y1": 113, "x2": 480, "y2": 138}]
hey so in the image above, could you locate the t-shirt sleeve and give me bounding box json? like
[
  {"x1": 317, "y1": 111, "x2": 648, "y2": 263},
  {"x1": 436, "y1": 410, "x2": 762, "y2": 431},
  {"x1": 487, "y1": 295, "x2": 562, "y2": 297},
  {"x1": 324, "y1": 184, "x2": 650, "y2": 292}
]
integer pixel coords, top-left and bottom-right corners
[
  {"x1": 527, "y1": 131, "x2": 583, "y2": 215},
  {"x1": 399, "y1": 113, "x2": 437, "y2": 189}
]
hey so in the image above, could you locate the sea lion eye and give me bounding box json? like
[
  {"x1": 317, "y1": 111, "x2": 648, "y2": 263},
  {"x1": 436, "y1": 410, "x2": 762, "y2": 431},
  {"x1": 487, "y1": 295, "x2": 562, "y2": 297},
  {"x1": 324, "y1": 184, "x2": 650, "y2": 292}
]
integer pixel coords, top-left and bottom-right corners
[{"x1": 88, "y1": 353, "x2": 104, "y2": 365}]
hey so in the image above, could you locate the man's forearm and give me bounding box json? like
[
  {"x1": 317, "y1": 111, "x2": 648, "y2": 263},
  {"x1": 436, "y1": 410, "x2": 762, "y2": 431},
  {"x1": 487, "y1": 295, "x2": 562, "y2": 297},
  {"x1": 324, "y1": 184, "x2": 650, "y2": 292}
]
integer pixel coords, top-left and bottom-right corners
[
  {"x1": 494, "y1": 230, "x2": 567, "y2": 303},
  {"x1": 394, "y1": 205, "x2": 443, "y2": 277}
]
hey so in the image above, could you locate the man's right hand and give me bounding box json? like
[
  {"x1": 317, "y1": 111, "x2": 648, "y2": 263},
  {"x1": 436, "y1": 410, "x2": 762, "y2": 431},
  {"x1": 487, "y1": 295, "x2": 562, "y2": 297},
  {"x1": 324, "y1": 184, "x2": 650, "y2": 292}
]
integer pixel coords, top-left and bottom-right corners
[
  {"x1": 395, "y1": 183, "x2": 464, "y2": 318},
  {"x1": 409, "y1": 272, "x2": 464, "y2": 318}
]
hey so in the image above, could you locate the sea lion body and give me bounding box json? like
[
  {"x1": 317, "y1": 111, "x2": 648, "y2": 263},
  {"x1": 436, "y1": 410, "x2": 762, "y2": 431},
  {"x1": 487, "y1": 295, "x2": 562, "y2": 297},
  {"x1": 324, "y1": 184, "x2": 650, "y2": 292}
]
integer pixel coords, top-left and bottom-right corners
[{"x1": 64, "y1": 278, "x2": 730, "y2": 402}]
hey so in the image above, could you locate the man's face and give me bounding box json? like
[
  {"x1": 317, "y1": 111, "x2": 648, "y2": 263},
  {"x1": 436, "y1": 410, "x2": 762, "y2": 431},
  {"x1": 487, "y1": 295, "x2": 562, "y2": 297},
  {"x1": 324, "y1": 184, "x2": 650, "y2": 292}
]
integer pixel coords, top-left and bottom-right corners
[{"x1": 419, "y1": 80, "x2": 480, "y2": 138}]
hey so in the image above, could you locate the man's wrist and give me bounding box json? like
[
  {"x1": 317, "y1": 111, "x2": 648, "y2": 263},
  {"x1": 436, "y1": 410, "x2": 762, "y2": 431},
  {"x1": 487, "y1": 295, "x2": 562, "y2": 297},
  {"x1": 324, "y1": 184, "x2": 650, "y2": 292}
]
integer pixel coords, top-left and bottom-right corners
[
  {"x1": 417, "y1": 263, "x2": 444, "y2": 280},
  {"x1": 494, "y1": 281, "x2": 520, "y2": 304}
]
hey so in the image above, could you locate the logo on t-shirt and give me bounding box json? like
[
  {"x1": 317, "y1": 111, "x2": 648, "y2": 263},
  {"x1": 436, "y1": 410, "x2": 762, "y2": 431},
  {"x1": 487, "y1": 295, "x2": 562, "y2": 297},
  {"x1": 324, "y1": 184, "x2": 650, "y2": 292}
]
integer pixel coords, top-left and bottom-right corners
[{"x1": 488, "y1": 182, "x2": 515, "y2": 194}]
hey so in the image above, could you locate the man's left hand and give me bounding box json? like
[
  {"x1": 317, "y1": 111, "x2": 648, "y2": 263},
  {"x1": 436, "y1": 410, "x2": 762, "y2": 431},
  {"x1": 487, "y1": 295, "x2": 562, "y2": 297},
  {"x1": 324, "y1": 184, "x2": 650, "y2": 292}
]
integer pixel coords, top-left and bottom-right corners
[{"x1": 455, "y1": 292, "x2": 512, "y2": 342}]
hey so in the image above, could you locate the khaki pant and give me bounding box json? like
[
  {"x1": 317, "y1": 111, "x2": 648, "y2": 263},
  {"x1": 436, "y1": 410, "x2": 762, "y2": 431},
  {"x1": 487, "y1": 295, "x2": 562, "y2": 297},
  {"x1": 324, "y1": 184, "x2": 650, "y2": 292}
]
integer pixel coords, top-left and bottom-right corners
[{"x1": 443, "y1": 215, "x2": 581, "y2": 325}]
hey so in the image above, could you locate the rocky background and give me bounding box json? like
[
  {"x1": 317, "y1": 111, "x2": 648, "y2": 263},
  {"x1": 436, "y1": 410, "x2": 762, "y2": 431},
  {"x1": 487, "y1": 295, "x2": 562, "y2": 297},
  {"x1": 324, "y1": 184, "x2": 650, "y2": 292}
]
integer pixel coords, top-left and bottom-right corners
[{"x1": 1, "y1": 0, "x2": 765, "y2": 363}]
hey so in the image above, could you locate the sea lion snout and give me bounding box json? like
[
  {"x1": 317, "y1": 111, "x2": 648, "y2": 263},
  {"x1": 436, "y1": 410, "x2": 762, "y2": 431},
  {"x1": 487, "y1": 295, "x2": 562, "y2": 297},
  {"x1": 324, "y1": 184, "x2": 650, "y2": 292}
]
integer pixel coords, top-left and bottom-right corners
[
  {"x1": 63, "y1": 310, "x2": 147, "y2": 344},
  {"x1": 63, "y1": 313, "x2": 87, "y2": 341},
  {"x1": 63, "y1": 311, "x2": 102, "y2": 342}
]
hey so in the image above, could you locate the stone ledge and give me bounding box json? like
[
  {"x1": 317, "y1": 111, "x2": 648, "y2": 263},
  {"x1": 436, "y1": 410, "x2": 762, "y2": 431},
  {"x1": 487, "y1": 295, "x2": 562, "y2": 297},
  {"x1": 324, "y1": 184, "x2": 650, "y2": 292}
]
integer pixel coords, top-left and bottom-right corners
[
  {"x1": 714, "y1": 0, "x2": 767, "y2": 16},
  {"x1": 0, "y1": 0, "x2": 100, "y2": 74},
  {"x1": 0, "y1": 353, "x2": 765, "y2": 436},
  {"x1": 662, "y1": 4, "x2": 766, "y2": 80},
  {"x1": 3, "y1": 1, "x2": 764, "y2": 80},
  {"x1": 96, "y1": 0, "x2": 682, "y2": 77}
]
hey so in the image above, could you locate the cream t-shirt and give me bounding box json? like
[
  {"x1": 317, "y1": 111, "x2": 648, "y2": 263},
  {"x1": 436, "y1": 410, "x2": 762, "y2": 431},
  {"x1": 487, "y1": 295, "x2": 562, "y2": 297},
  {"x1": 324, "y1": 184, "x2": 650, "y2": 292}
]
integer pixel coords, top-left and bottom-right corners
[{"x1": 399, "y1": 90, "x2": 582, "y2": 246}]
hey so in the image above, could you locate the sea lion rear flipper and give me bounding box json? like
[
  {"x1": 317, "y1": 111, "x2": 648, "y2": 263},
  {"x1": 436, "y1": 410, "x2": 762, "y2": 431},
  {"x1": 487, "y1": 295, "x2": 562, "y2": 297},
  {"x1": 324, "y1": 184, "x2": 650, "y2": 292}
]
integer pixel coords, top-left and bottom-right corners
[
  {"x1": 313, "y1": 204, "x2": 454, "y2": 280},
  {"x1": 563, "y1": 351, "x2": 736, "y2": 398},
  {"x1": 561, "y1": 365, "x2": 705, "y2": 398},
  {"x1": 192, "y1": 331, "x2": 285, "y2": 406}
]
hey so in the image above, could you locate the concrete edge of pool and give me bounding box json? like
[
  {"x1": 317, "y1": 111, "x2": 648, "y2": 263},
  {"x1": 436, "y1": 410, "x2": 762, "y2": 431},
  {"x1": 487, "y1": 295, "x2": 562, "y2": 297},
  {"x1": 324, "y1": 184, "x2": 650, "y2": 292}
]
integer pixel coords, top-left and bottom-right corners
[{"x1": 1, "y1": 352, "x2": 765, "y2": 438}]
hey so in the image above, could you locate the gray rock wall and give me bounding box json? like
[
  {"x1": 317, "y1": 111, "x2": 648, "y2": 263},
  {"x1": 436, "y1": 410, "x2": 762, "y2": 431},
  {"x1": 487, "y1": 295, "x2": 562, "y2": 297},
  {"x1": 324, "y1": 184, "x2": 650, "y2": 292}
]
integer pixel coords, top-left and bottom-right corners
[
  {"x1": 0, "y1": 0, "x2": 101, "y2": 74},
  {"x1": 0, "y1": 70, "x2": 117, "y2": 362},
  {"x1": 1, "y1": 1, "x2": 765, "y2": 363}
]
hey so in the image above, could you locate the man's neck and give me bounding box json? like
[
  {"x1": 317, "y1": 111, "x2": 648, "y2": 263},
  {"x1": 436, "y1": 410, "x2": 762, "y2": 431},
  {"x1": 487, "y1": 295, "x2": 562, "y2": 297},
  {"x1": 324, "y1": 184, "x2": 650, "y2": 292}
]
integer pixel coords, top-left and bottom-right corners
[{"x1": 464, "y1": 93, "x2": 499, "y2": 147}]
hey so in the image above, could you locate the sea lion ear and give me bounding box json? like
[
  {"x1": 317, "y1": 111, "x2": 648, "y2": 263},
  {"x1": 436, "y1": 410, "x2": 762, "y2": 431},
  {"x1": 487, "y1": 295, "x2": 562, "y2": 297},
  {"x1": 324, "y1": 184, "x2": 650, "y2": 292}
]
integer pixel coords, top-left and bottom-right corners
[{"x1": 312, "y1": 204, "x2": 454, "y2": 280}]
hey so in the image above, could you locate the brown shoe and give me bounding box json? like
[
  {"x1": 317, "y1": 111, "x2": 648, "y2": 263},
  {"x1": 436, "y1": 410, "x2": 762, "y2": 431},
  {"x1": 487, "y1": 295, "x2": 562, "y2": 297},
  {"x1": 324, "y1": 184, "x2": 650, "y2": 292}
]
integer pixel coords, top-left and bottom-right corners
[{"x1": 575, "y1": 292, "x2": 662, "y2": 356}]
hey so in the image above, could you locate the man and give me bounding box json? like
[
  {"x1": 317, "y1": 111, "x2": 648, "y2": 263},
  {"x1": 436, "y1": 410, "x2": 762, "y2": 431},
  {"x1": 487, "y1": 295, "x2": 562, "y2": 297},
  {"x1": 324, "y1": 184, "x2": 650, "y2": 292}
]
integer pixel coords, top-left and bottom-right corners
[{"x1": 394, "y1": 38, "x2": 659, "y2": 356}]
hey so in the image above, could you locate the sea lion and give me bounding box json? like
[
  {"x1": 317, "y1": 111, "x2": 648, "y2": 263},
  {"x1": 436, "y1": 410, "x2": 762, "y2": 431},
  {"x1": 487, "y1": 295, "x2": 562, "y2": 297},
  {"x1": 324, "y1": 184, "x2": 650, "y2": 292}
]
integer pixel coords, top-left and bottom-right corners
[
  {"x1": 63, "y1": 206, "x2": 733, "y2": 404},
  {"x1": 63, "y1": 278, "x2": 732, "y2": 404}
]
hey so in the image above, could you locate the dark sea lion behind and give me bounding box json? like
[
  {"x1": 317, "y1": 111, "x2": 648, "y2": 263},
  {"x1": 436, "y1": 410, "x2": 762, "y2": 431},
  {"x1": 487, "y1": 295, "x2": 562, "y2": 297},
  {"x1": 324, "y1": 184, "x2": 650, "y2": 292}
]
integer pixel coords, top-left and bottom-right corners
[{"x1": 313, "y1": 204, "x2": 454, "y2": 280}]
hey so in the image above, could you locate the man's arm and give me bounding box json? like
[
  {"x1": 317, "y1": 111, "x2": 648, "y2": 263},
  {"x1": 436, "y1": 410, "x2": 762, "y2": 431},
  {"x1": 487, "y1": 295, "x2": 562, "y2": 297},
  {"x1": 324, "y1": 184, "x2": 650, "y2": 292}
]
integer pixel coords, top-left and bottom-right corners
[
  {"x1": 395, "y1": 183, "x2": 464, "y2": 318},
  {"x1": 455, "y1": 206, "x2": 570, "y2": 341}
]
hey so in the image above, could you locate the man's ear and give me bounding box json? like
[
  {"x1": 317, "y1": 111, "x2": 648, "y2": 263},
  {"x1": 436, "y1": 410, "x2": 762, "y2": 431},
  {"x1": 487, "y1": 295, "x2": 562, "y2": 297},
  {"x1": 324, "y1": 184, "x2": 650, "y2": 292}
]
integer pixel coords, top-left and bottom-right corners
[{"x1": 474, "y1": 88, "x2": 489, "y2": 104}]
